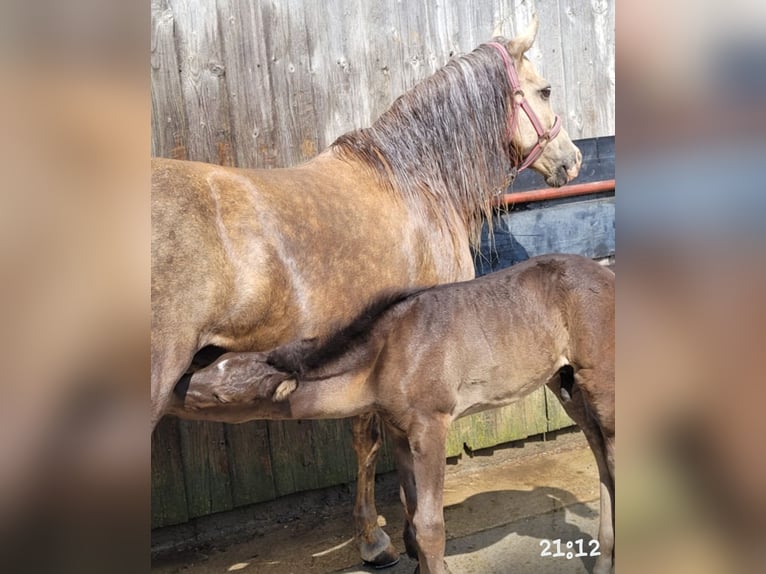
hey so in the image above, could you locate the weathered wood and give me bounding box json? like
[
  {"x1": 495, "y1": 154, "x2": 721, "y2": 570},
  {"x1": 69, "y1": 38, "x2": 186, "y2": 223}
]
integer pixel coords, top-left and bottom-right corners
[
  {"x1": 215, "y1": 0, "x2": 277, "y2": 168},
  {"x1": 151, "y1": 1, "x2": 614, "y2": 164},
  {"x1": 309, "y1": 419, "x2": 356, "y2": 488},
  {"x1": 177, "y1": 420, "x2": 234, "y2": 518},
  {"x1": 556, "y1": 0, "x2": 615, "y2": 139},
  {"x1": 167, "y1": 0, "x2": 235, "y2": 165},
  {"x1": 151, "y1": 418, "x2": 189, "y2": 527},
  {"x1": 224, "y1": 421, "x2": 277, "y2": 507},
  {"x1": 445, "y1": 388, "x2": 549, "y2": 457},
  {"x1": 545, "y1": 386, "x2": 576, "y2": 431},
  {"x1": 268, "y1": 420, "x2": 320, "y2": 497},
  {"x1": 150, "y1": 0, "x2": 189, "y2": 160}
]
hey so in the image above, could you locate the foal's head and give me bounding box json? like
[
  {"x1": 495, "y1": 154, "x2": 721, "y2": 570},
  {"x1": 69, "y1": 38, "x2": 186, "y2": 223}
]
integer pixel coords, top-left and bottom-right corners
[
  {"x1": 182, "y1": 352, "x2": 297, "y2": 409},
  {"x1": 499, "y1": 16, "x2": 582, "y2": 187}
]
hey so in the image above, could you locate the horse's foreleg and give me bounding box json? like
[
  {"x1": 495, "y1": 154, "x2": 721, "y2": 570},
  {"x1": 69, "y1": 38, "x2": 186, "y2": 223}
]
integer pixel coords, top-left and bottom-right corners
[
  {"x1": 150, "y1": 338, "x2": 197, "y2": 431},
  {"x1": 352, "y1": 413, "x2": 399, "y2": 568},
  {"x1": 408, "y1": 416, "x2": 451, "y2": 574}
]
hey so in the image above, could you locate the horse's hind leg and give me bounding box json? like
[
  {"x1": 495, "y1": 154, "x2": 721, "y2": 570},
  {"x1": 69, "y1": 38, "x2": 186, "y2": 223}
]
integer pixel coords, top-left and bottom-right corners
[
  {"x1": 548, "y1": 368, "x2": 615, "y2": 574},
  {"x1": 352, "y1": 413, "x2": 398, "y2": 567}
]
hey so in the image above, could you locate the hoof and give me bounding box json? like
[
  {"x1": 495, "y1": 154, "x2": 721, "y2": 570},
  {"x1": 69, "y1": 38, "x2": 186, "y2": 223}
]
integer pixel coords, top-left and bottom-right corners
[
  {"x1": 362, "y1": 551, "x2": 400, "y2": 569},
  {"x1": 360, "y1": 527, "x2": 398, "y2": 569}
]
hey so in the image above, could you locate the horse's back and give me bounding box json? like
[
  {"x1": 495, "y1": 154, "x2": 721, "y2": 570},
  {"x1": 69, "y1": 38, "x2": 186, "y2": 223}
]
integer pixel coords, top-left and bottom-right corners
[{"x1": 151, "y1": 155, "x2": 475, "y2": 353}]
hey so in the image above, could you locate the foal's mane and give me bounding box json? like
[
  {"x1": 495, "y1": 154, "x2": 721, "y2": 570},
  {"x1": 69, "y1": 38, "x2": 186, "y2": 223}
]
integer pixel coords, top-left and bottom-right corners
[
  {"x1": 332, "y1": 41, "x2": 518, "y2": 246},
  {"x1": 266, "y1": 288, "x2": 426, "y2": 379}
]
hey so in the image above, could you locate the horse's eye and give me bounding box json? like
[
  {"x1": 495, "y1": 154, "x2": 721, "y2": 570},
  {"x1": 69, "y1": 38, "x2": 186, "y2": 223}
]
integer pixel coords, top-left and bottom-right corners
[{"x1": 539, "y1": 87, "x2": 552, "y2": 100}]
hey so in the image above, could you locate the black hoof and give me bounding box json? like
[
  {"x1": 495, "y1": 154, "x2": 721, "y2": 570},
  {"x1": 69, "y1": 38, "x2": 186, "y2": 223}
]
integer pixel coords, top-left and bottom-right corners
[{"x1": 362, "y1": 550, "x2": 400, "y2": 569}]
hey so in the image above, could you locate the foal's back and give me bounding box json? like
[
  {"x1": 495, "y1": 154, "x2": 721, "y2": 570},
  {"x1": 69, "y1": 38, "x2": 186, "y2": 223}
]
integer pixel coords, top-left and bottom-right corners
[{"x1": 373, "y1": 254, "x2": 614, "y2": 422}]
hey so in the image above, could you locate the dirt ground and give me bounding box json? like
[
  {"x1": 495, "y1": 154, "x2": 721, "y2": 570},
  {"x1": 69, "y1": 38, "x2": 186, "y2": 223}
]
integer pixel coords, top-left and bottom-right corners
[{"x1": 152, "y1": 429, "x2": 601, "y2": 574}]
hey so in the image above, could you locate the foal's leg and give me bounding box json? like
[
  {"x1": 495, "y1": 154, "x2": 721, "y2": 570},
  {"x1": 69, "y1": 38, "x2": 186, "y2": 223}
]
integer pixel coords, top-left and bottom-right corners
[
  {"x1": 407, "y1": 415, "x2": 452, "y2": 574},
  {"x1": 392, "y1": 432, "x2": 419, "y2": 559},
  {"x1": 352, "y1": 413, "x2": 398, "y2": 567},
  {"x1": 548, "y1": 371, "x2": 615, "y2": 574}
]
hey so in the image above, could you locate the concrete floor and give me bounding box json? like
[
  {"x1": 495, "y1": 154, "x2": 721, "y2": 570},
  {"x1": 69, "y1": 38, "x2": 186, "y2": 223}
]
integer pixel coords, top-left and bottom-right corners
[{"x1": 152, "y1": 429, "x2": 601, "y2": 574}]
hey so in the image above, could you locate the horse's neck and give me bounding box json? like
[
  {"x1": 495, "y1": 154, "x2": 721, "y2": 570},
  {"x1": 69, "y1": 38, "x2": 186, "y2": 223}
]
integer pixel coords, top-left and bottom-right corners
[{"x1": 307, "y1": 151, "x2": 477, "y2": 281}]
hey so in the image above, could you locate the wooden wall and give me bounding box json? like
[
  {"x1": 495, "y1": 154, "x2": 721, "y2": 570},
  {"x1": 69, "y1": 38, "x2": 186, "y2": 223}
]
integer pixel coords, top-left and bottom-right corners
[{"x1": 151, "y1": 0, "x2": 615, "y2": 529}]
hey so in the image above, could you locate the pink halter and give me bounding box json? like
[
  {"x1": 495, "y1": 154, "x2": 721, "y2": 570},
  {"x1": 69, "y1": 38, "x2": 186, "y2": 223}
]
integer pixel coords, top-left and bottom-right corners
[{"x1": 487, "y1": 41, "x2": 562, "y2": 172}]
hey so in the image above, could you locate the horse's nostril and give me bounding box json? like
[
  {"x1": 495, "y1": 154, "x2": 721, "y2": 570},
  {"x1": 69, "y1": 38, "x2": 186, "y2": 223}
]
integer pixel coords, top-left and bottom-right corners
[{"x1": 565, "y1": 160, "x2": 580, "y2": 180}]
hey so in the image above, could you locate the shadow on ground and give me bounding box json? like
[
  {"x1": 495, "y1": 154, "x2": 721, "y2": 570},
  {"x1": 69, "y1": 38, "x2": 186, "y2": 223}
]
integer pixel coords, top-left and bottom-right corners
[{"x1": 153, "y1": 430, "x2": 601, "y2": 574}]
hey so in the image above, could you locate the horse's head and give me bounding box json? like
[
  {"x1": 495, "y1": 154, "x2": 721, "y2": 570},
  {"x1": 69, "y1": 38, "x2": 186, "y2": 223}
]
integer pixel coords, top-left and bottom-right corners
[
  {"x1": 500, "y1": 16, "x2": 582, "y2": 187},
  {"x1": 182, "y1": 352, "x2": 297, "y2": 409}
]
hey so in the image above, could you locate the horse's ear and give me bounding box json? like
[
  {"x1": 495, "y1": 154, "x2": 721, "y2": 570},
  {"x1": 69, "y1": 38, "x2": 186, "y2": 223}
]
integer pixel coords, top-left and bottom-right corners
[{"x1": 507, "y1": 14, "x2": 538, "y2": 61}]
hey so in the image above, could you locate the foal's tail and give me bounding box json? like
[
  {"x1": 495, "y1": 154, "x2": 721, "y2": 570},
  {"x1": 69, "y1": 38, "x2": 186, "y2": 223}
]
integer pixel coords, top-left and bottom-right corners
[{"x1": 265, "y1": 289, "x2": 422, "y2": 383}]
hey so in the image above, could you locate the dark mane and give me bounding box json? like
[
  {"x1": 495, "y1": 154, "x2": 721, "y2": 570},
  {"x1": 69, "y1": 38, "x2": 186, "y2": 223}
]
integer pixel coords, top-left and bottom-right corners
[
  {"x1": 266, "y1": 288, "x2": 427, "y2": 378},
  {"x1": 332, "y1": 41, "x2": 519, "y2": 246}
]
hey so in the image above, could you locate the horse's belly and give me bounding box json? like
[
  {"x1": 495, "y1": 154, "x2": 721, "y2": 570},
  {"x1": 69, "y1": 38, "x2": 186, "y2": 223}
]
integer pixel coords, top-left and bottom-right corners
[
  {"x1": 453, "y1": 356, "x2": 569, "y2": 420},
  {"x1": 454, "y1": 381, "x2": 535, "y2": 419}
]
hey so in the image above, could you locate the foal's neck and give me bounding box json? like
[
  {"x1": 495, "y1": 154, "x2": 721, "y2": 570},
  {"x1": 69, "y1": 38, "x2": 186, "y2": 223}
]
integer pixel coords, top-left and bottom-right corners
[{"x1": 286, "y1": 368, "x2": 376, "y2": 419}]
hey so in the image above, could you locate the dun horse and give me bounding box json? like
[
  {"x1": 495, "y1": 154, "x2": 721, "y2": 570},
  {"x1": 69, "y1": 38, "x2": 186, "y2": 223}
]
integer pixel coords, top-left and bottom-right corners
[
  {"x1": 172, "y1": 254, "x2": 615, "y2": 574},
  {"x1": 152, "y1": 16, "x2": 582, "y2": 565}
]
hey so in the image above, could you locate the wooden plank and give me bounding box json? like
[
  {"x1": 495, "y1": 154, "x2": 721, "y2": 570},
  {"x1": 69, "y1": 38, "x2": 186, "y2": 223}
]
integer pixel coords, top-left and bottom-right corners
[
  {"x1": 150, "y1": 0, "x2": 189, "y2": 159},
  {"x1": 168, "y1": 0, "x2": 235, "y2": 164},
  {"x1": 302, "y1": 0, "x2": 381, "y2": 146},
  {"x1": 491, "y1": 387, "x2": 550, "y2": 444},
  {"x1": 152, "y1": 0, "x2": 615, "y2": 163},
  {"x1": 215, "y1": 0, "x2": 277, "y2": 168},
  {"x1": 177, "y1": 420, "x2": 234, "y2": 518},
  {"x1": 310, "y1": 419, "x2": 357, "y2": 488},
  {"x1": 249, "y1": 0, "x2": 318, "y2": 167},
  {"x1": 445, "y1": 416, "x2": 471, "y2": 458},
  {"x1": 446, "y1": 388, "x2": 549, "y2": 456},
  {"x1": 545, "y1": 386, "x2": 576, "y2": 431},
  {"x1": 268, "y1": 420, "x2": 320, "y2": 497},
  {"x1": 556, "y1": 0, "x2": 615, "y2": 139},
  {"x1": 224, "y1": 421, "x2": 277, "y2": 507},
  {"x1": 270, "y1": 418, "x2": 376, "y2": 493},
  {"x1": 151, "y1": 418, "x2": 189, "y2": 528}
]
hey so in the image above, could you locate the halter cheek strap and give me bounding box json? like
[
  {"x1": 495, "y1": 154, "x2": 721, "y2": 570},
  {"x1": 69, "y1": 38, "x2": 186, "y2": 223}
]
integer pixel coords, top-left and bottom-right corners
[{"x1": 487, "y1": 41, "x2": 562, "y2": 172}]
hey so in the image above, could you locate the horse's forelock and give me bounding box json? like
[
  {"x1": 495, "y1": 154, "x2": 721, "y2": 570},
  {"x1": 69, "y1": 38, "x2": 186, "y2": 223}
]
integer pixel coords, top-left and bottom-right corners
[{"x1": 332, "y1": 44, "x2": 515, "y2": 245}]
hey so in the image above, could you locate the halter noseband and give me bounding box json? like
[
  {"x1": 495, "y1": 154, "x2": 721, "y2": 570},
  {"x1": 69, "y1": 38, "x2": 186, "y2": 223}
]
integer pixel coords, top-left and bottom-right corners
[{"x1": 487, "y1": 41, "x2": 562, "y2": 173}]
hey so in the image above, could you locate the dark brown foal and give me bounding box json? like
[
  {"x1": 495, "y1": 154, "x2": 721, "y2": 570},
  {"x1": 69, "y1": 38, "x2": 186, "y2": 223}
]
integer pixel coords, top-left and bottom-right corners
[{"x1": 171, "y1": 254, "x2": 615, "y2": 574}]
